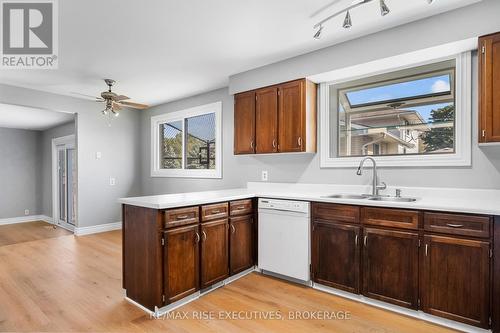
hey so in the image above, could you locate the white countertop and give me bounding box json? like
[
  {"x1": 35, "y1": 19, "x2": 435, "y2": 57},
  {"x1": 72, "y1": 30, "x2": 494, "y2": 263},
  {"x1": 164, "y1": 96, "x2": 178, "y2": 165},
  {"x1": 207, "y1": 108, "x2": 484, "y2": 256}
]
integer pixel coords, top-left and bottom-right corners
[{"x1": 118, "y1": 182, "x2": 500, "y2": 216}]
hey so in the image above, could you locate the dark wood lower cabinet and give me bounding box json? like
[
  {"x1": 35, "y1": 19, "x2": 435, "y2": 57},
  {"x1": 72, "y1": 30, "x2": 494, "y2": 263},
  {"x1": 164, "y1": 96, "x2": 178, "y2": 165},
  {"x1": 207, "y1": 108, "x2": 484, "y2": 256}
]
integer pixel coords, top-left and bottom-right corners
[
  {"x1": 201, "y1": 219, "x2": 229, "y2": 288},
  {"x1": 229, "y1": 215, "x2": 254, "y2": 275},
  {"x1": 362, "y1": 228, "x2": 419, "y2": 309},
  {"x1": 421, "y1": 235, "x2": 491, "y2": 328},
  {"x1": 163, "y1": 224, "x2": 200, "y2": 304},
  {"x1": 312, "y1": 221, "x2": 360, "y2": 293}
]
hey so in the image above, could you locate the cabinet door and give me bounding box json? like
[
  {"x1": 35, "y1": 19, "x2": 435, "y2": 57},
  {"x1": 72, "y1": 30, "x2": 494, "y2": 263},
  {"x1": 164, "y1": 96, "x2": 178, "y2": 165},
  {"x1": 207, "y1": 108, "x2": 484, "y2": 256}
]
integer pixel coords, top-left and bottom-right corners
[
  {"x1": 255, "y1": 87, "x2": 278, "y2": 153},
  {"x1": 229, "y1": 215, "x2": 254, "y2": 275},
  {"x1": 234, "y1": 91, "x2": 256, "y2": 154},
  {"x1": 479, "y1": 33, "x2": 500, "y2": 142},
  {"x1": 164, "y1": 224, "x2": 200, "y2": 304},
  {"x1": 362, "y1": 228, "x2": 419, "y2": 309},
  {"x1": 201, "y1": 219, "x2": 229, "y2": 288},
  {"x1": 421, "y1": 235, "x2": 490, "y2": 328},
  {"x1": 312, "y1": 221, "x2": 360, "y2": 293},
  {"x1": 279, "y1": 80, "x2": 304, "y2": 152}
]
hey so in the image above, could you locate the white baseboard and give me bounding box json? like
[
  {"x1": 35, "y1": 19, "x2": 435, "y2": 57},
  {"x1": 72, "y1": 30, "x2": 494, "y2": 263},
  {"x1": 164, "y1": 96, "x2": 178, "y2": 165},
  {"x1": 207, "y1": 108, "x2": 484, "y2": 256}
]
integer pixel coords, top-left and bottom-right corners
[
  {"x1": 0, "y1": 215, "x2": 53, "y2": 226},
  {"x1": 74, "y1": 222, "x2": 122, "y2": 236}
]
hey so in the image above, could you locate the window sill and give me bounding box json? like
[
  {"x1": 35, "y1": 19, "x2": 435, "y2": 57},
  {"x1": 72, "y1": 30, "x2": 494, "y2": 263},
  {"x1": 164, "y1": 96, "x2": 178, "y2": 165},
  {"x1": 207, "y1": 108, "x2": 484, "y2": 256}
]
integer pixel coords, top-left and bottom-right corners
[{"x1": 151, "y1": 169, "x2": 222, "y2": 179}]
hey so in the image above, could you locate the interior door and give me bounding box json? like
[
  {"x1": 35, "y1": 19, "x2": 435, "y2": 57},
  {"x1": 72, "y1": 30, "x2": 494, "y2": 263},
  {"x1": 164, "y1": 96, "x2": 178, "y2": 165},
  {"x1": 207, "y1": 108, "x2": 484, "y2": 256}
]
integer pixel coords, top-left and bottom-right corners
[
  {"x1": 255, "y1": 87, "x2": 278, "y2": 153},
  {"x1": 234, "y1": 91, "x2": 256, "y2": 154},
  {"x1": 421, "y1": 235, "x2": 490, "y2": 328},
  {"x1": 362, "y1": 227, "x2": 419, "y2": 309},
  {"x1": 279, "y1": 80, "x2": 304, "y2": 152},
  {"x1": 200, "y1": 219, "x2": 229, "y2": 288},
  {"x1": 57, "y1": 144, "x2": 77, "y2": 226},
  {"x1": 312, "y1": 221, "x2": 360, "y2": 293},
  {"x1": 479, "y1": 33, "x2": 500, "y2": 142},
  {"x1": 164, "y1": 224, "x2": 200, "y2": 304},
  {"x1": 229, "y1": 215, "x2": 254, "y2": 275}
]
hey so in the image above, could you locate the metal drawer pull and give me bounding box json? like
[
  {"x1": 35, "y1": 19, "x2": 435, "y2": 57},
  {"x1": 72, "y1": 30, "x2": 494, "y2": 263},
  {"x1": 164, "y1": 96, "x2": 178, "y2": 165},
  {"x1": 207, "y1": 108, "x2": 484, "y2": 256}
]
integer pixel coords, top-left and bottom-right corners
[
  {"x1": 250, "y1": 140, "x2": 254, "y2": 149},
  {"x1": 446, "y1": 223, "x2": 464, "y2": 228},
  {"x1": 234, "y1": 206, "x2": 246, "y2": 210},
  {"x1": 355, "y1": 235, "x2": 358, "y2": 246},
  {"x1": 202, "y1": 231, "x2": 207, "y2": 241},
  {"x1": 298, "y1": 137, "x2": 302, "y2": 147},
  {"x1": 211, "y1": 210, "x2": 221, "y2": 214},
  {"x1": 231, "y1": 224, "x2": 236, "y2": 234},
  {"x1": 363, "y1": 236, "x2": 368, "y2": 247},
  {"x1": 176, "y1": 214, "x2": 189, "y2": 220},
  {"x1": 425, "y1": 244, "x2": 429, "y2": 256},
  {"x1": 272, "y1": 139, "x2": 276, "y2": 148},
  {"x1": 195, "y1": 232, "x2": 200, "y2": 243}
]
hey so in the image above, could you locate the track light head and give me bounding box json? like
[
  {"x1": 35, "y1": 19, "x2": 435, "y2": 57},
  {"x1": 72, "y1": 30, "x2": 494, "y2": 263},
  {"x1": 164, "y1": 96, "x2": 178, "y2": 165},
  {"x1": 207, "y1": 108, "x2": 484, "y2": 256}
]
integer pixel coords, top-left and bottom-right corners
[
  {"x1": 343, "y1": 10, "x2": 352, "y2": 29},
  {"x1": 427, "y1": 0, "x2": 435, "y2": 3},
  {"x1": 380, "y1": 0, "x2": 390, "y2": 16},
  {"x1": 313, "y1": 25, "x2": 323, "y2": 39}
]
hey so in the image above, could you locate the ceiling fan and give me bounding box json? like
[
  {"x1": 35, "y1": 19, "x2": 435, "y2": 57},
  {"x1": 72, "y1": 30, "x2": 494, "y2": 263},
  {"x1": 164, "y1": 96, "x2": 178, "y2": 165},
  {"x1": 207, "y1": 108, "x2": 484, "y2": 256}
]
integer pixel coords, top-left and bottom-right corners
[{"x1": 96, "y1": 79, "x2": 149, "y2": 115}]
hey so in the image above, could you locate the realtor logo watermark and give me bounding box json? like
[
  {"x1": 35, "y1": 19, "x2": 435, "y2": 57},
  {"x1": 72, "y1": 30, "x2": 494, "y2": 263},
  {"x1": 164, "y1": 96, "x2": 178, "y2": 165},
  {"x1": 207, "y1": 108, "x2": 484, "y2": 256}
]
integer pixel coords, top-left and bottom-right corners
[{"x1": 1, "y1": 0, "x2": 58, "y2": 69}]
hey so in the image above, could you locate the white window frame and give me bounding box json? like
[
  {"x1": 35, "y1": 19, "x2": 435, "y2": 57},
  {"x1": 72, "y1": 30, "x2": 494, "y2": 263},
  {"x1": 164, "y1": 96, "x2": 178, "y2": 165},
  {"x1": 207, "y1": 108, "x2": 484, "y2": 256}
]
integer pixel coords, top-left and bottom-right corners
[
  {"x1": 151, "y1": 101, "x2": 222, "y2": 178},
  {"x1": 319, "y1": 51, "x2": 472, "y2": 168}
]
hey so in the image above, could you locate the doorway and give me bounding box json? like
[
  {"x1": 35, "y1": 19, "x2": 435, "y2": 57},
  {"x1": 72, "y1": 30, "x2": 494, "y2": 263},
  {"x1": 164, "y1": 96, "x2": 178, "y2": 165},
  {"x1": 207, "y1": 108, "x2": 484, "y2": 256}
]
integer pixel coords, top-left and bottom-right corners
[{"x1": 52, "y1": 135, "x2": 77, "y2": 231}]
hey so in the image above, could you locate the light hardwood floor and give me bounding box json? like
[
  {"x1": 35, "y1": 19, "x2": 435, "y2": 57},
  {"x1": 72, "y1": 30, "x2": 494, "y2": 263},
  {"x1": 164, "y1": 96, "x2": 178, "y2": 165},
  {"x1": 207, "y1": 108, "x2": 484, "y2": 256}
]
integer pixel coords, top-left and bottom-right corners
[{"x1": 0, "y1": 225, "x2": 455, "y2": 333}]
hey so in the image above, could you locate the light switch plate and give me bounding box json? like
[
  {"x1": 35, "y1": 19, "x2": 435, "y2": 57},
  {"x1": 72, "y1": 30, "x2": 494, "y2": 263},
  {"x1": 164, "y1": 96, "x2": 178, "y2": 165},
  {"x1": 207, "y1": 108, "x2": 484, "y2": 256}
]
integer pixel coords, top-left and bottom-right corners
[
  {"x1": 96, "y1": 152, "x2": 102, "y2": 160},
  {"x1": 261, "y1": 170, "x2": 268, "y2": 182},
  {"x1": 24, "y1": 209, "x2": 30, "y2": 216},
  {"x1": 109, "y1": 177, "x2": 116, "y2": 186}
]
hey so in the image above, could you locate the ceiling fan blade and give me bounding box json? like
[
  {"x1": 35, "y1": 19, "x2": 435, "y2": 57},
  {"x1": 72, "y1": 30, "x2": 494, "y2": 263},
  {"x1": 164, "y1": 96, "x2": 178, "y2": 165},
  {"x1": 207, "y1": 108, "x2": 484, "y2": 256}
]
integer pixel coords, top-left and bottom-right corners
[
  {"x1": 113, "y1": 95, "x2": 130, "y2": 101},
  {"x1": 112, "y1": 101, "x2": 122, "y2": 111},
  {"x1": 118, "y1": 100, "x2": 149, "y2": 110}
]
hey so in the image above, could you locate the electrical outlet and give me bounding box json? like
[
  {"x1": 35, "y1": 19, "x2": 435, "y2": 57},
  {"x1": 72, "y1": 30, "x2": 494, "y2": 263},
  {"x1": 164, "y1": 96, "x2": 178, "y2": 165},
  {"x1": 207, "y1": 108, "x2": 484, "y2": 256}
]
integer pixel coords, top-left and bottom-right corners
[
  {"x1": 96, "y1": 152, "x2": 102, "y2": 160},
  {"x1": 24, "y1": 209, "x2": 30, "y2": 216},
  {"x1": 109, "y1": 177, "x2": 116, "y2": 186},
  {"x1": 261, "y1": 170, "x2": 268, "y2": 182}
]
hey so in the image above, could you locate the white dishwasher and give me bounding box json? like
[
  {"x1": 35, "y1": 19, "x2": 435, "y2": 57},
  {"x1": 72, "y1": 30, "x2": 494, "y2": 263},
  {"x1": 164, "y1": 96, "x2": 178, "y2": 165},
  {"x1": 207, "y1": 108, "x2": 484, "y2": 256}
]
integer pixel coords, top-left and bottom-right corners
[{"x1": 258, "y1": 198, "x2": 311, "y2": 282}]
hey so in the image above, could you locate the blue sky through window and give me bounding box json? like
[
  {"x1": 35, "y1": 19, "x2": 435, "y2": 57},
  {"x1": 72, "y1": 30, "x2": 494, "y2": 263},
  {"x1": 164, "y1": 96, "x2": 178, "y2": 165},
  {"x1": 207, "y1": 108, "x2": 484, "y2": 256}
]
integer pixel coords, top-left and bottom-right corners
[{"x1": 346, "y1": 74, "x2": 451, "y2": 106}]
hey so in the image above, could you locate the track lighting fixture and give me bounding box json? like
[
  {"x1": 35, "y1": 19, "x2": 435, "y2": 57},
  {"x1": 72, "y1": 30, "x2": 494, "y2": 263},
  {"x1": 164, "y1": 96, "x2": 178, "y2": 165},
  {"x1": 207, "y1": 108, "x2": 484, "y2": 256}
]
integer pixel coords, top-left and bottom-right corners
[
  {"x1": 343, "y1": 11, "x2": 352, "y2": 29},
  {"x1": 427, "y1": 0, "x2": 435, "y2": 3},
  {"x1": 313, "y1": 24, "x2": 323, "y2": 39},
  {"x1": 380, "y1": 0, "x2": 390, "y2": 16}
]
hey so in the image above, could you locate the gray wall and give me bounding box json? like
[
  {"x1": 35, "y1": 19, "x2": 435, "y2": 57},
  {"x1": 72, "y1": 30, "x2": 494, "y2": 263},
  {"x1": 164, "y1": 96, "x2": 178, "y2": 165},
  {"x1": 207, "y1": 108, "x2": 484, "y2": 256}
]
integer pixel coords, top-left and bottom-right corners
[
  {"x1": 229, "y1": 0, "x2": 500, "y2": 94},
  {"x1": 41, "y1": 121, "x2": 76, "y2": 217},
  {"x1": 0, "y1": 128, "x2": 42, "y2": 219},
  {"x1": 0, "y1": 85, "x2": 142, "y2": 227},
  {"x1": 141, "y1": 57, "x2": 500, "y2": 195}
]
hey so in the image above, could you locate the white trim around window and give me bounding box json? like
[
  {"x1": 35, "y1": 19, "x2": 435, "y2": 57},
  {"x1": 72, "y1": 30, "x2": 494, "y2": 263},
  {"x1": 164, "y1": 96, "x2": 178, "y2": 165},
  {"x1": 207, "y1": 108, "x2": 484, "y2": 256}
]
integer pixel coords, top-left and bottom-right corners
[
  {"x1": 151, "y1": 101, "x2": 222, "y2": 178},
  {"x1": 319, "y1": 51, "x2": 472, "y2": 168}
]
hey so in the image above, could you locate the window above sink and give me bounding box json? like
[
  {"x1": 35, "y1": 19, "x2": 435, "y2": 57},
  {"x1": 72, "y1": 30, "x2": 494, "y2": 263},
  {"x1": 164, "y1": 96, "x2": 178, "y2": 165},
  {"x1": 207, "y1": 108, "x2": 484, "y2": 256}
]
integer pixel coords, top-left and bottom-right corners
[{"x1": 319, "y1": 51, "x2": 472, "y2": 168}]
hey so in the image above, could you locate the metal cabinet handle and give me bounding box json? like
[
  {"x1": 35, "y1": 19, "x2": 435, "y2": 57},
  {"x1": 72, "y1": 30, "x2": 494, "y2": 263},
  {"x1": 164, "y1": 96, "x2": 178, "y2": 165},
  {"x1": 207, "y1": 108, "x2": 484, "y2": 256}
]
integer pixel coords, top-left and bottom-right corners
[
  {"x1": 446, "y1": 223, "x2": 464, "y2": 228},
  {"x1": 195, "y1": 232, "x2": 200, "y2": 243},
  {"x1": 363, "y1": 235, "x2": 368, "y2": 247},
  {"x1": 231, "y1": 224, "x2": 236, "y2": 234},
  {"x1": 176, "y1": 214, "x2": 189, "y2": 220},
  {"x1": 272, "y1": 139, "x2": 276, "y2": 149},
  {"x1": 250, "y1": 140, "x2": 254, "y2": 149},
  {"x1": 211, "y1": 210, "x2": 221, "y2": 214},
  {"x1": 355, "y1": 234, "x2": 358, "y2": 246},
  {"x1": 202, "y1": 231, "x2": 207, "y2": 241},
  {"x1": 234, "y1": 206, "x2": 246, "y2": 211},
  {"x1": 298, "y1": 137, "x2": 302, "y2": 147},
  {"x1": 425, "y1": 244, "x2": 429, "y2": 256}
]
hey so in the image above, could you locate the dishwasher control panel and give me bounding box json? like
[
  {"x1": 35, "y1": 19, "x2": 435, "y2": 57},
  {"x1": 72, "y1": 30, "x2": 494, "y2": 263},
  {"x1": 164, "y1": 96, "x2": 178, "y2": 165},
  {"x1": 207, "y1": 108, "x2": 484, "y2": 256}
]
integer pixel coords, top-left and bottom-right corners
[{"x1": 258, "y1": 198, "x2": 310, "y2": 214}]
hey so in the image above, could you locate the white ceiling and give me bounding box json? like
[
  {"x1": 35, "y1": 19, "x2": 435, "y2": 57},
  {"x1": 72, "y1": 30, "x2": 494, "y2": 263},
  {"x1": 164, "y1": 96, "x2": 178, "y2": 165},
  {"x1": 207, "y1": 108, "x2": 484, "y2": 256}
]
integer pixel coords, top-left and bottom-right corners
[
  {"x1": 0, "y1": 0, "x2": 480, "y2": 106},
  {"x1": 0, "y1": 104, "x2": 74, "y2": 131}
]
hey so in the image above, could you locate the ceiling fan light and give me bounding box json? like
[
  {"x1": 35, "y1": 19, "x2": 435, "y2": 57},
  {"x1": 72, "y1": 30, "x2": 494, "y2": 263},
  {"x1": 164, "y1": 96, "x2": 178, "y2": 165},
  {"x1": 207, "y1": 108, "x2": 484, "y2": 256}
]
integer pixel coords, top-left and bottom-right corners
[
  {"x1": 380, "y1": 0, "x2": 390, "y2": 16},
  {"x1": 343, "y1": 10, "x2": 352, "y2": 29},
  {"x1": 313, "y1": 25, "x2": 323, "y2": 39}
]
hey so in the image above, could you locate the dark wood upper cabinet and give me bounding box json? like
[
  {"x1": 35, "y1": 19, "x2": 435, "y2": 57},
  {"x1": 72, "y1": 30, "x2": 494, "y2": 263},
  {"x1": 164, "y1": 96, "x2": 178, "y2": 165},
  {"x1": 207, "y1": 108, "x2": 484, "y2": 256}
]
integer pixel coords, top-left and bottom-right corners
[
  {"x1": 229, "y1": 215, "x2": 254, "y2": 275},
  {"x1": 421, "y1": 235, "x2": 490, "y2": 328},
  {"x1": 278, "y1": 79, "x2": 316, "y2": 153},
  {"x1": 312, "y1": 221, "x2": 360, "y2": 294},
  {"x1": 479, "y1": 32, "x2": 500, "y2": 143},
  {"x1": 255, "y1": 86, "x2": 279, "y2": 153},
  {"x1": 163, "y1": 224, "x2": 200, "y2": 304},
  {"x1": 234, "y1": 78, "x2": 317, "y2": 155},
  {"x1": 234, "y1": 91, "x2": 256, "y2": 154},
  {"x1": 200, "y1": 219, "x2": 229, "y2": 288},
  {"x1": 362, "y1": 228, "x2": 419, "y2": 309}
]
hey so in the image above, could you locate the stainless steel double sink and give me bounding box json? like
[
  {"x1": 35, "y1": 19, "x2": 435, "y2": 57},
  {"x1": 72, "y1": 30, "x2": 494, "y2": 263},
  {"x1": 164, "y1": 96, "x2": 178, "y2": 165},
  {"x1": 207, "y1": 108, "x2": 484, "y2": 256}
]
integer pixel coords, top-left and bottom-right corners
[{"x1": 322, "y1": 194, "x2": 417, "y2": 202}]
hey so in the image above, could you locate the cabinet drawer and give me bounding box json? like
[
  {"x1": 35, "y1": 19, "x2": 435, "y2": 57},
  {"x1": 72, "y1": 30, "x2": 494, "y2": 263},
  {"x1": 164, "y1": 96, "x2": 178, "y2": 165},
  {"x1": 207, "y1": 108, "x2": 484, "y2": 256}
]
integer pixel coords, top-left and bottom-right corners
[
  {"x1": 312, "y1": 203, "x2": 360, "y2": 224},
  {"x1": 361, "y1": 207, "x2": 420, "y2": 230},
  {"x1": 164, "y1": 206, "x2": 199, "y2": 228},
  {"x1": 201, "y1": 202, "x2": 229, "y2": 222},
  {"x1": 230, "y1": 199, "x2": 253, "y2": 216},
  {"x1": 424, "y1": 212, "x2": 491, "y2": 238}
]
